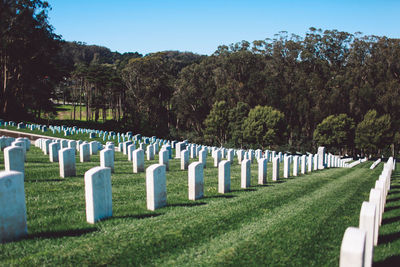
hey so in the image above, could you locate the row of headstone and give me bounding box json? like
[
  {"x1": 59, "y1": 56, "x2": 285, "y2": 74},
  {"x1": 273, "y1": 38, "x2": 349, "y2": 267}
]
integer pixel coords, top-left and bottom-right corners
[
  {"x1": 1, "y1": 136, "x2": 30, "y2": 175},
  {"x1": 339, "y1": 157, "x2": 394, "y2": 267},
  {"x1": 370, "y1": 158, "x2": 381, "y2": 170},
  {"x1": 5, "y1": 121, "x2": 351, "y2": 173},
  {"x1": 33, "y1": 138, "x2": 114, "y2": 177},
  {"x1": 345, "y1": 158, "x2": 368, "y2": 168}
]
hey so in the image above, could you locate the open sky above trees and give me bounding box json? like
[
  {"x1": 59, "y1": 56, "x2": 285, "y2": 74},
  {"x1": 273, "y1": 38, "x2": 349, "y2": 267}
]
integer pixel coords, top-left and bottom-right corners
[{"x1": 48, "y1": 0, "x2": 400, "y2": 55}]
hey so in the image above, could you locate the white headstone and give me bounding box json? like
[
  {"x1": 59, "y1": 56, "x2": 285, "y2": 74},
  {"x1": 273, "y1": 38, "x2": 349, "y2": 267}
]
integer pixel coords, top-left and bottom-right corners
[
  {"x1": 318, "y1": 146, "x2": 326, "y2": 169},
  {"x1": 59, "y1": 148, "x2": 76, "y2": 178},
  {"x1": 272, "y1": 157, "x2": 279, "y2": 181},
  {"x1": 68, "y1": 140, "x2": 76, "y2": 150},
  {"x1": 308, "y1": 154, "x2": 313, "y2": 173},
  {"x1": 258, "y1": 158, "x2": 267, "y2": 185},
  {"x1": 146, "y1": 164, "x2": 167, "y2": 210},
  {"x1": 61, "y1": 140, "x2": 68, "y2": 149},
  {"x1": 301, "y1": 155, "x2": 306, "y2": 174},
  {"x1": 85, "y1": 167, "x2": 112, "y2": 224},
  {"x1": 80, "y1": 143, "x2": 90, "y2": 162},
  {"x1": 369, "y1": 188, "x2": 382, "y2": 245},
  {"x1": 159, "y1": 149, "x2": 169, "y2": 171},
  {"x1": 237, "y1": 150, "x2": 244, "y2": 164},
  {"x1": 313, "y1": 154, "x2": 318, "y2": 171},
  {"x1": 339, "y1": 227, "x2": 366, "y2": 267},
  {"x1": 147, "y1": 145, "x2": 154, "y2": 161},
  {"x1": 133, "y1": 149, "x2": 145, "y2": 173},
  {"x1": 127, "y1": 144, "x2": 136, "y2": 161},
  {"x1": 100, "y1": 149, "x2": 114, "y2": 173},
  {"x1": 49, "y1": 142, "x2": 60, "y2": 162},
  {"x1": 359, "y1": 201, "x2": 376, "y2": 267},
  {"x1": 190, "y1": 145, "x2": 196, "y2": 159},
  {"x1": 89, "y1": 141, "x2": 98, "y2": 155},
  {"x1": 227, "y1": 149, "x2": 234, "y2": 163},
  {"x1": 4, "y1": 146, "x2": 24, "y2": 175},
  {"x1": 284, "y1": 155, "x2": 290, "y2": 178},
  {"x1": 213, "y1": 150, "x2": 222, "y2": 167},
  {"x1": 0, "y1": 171, "x2": 27, "y2": 242},
  {"x1": 188, "y1": 162, "x2": 204, "y2": 200},
  {"x1": 43, "y1": 139, "x2": 51, "y2": 155},
  {"x1": 218, "y1": 160, "x2": 230, "y2": 193},
  {"x1": 181, "y1": 149, "x2": 189, "y2": 170},
  {"x1": 293, "y1": 156, "x2": 299, "y2": 176},
  {"x1": 241, "y1": 159, "x2": 251, "y2": 188},
  {"x1": 175, "y1": 142, "x2": 185, "y2": 159},
  {"x1": 199, "y1": 149, "x2": 207, "y2": 168}
]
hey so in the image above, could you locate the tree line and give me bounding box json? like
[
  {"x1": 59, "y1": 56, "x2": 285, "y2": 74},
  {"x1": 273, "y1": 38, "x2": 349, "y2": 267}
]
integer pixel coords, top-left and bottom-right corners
[{"x1": 1, "y1": 1, "x2": 400, "y2": 156}]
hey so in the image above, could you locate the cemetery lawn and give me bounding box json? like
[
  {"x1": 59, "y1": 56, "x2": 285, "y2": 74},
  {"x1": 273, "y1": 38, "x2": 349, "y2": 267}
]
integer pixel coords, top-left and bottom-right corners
[
  {"x1": 1, "y1": 126, "x2": 107, "y2": 144},
  {"x1": 52, "y1": 104, "x2": 113, "y2": 121},
  {"x1": 0, "y1": 144, "x2": 397, "y2": 266}
]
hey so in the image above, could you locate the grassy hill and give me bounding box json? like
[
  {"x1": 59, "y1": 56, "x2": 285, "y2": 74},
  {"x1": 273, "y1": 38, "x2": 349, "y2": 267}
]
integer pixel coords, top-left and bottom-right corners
[{"x1": 0, "y1": 131, "x2": 397, "y2": 265}]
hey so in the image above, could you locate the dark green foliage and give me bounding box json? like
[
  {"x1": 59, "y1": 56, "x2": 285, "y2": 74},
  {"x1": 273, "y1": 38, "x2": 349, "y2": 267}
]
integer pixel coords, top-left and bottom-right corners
[
  {"x1": 313, "y1": 114, "x2": 355, "y2": 154},
  {"x1": 242, "y1": 106, "x2": 286, "y2": 149},
  {"x1": 0, "y1": 0, "x2": 64, "y2": 119},
  {"x1": 355, "y1": 110, "x2": 392, "y2": 155},
  {"x1": 228, "y1": 102, "x2": 250, "y2": 148},
  {"x1": 204, "y1": 101, "x2": 231, "y2": 146},
  {"x1": 2, "y1": 5, "x2": 400, "y2": 155}
]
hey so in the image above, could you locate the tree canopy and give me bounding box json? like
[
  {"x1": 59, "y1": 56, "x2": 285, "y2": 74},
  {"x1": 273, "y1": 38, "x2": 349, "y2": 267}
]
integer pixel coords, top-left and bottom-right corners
[
  {"x1": 2, "y1": 6, "x2": 400, "y2": 156},
  {"x1": 313, "y1": 114, "x2": 355, "y2": 154}
]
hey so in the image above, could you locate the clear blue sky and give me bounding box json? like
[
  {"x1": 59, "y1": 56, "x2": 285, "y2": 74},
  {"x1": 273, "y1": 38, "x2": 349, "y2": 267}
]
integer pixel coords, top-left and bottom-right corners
[{"x1": 48, "y1": 0, "x2": 400, "y2": 55}]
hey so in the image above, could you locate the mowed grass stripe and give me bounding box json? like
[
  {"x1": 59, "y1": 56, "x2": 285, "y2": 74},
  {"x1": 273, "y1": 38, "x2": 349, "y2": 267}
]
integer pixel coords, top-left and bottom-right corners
[
  {"x1": 0, "y1": 144, "x2": 381, "y2": 266},
  {"x1": 149, "y1": 162, "x2": 378, "y2": 266}
]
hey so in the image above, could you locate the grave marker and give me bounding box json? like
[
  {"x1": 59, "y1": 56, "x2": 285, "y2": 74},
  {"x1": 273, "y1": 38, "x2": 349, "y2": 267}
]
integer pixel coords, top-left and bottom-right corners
[
  {"x1": 339, "y1": 227, "x2": 366, "y2": 267},
  {"x1": 181, "y1": 149, "x2": 189, "y2": 170},
  {"x1": 133, "y1": 149, "x2": 145, "y2": 173},
  {"x1": 49, "y1": 142, "x2": 60, "y2": 162},
  {"x1": 59, "y1": 148, "x2": 76, "y2": 178},
  {"x1": 100, "y1": 149, "x2": 114, "y2": 172},
  {"x1": 4, "y1": 146, "x2": 24, "y2": 175},
  {"x1": 218, "y1": 160, "x2": 230, "y2": 193},
  {"x1": 0, "y1": 171, "x2": 27, "y2": 242},
  {"x1": 85, "y1": 167, "x2": 112, "y2": 224},
  {"x1": 258, "y1": 158, "x2": 267, "y2": 185},
  {"x1": 80, "y1": 143, "x2": 90, "y2": 162},
  {"x1": 188, "y1": 162, "x2": 204, "y2": 200},
  {"x1": 241, "y1": 159, "x2": 251, "y2": 188},
  {"x1": 146, "y1": 164, "x2": 167, "y2": 210}
]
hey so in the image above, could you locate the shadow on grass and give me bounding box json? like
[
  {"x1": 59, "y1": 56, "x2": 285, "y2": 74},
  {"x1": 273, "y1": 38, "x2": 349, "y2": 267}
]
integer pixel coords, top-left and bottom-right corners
[
  {"x1": 387, "y1": 197, "x2": 400, "y2": 203},
  {"x1": 26, "y1": 227, "x2": 98, "y2": 240},
  {"x1": 384, "y1": 205, "x2": 400, "y2": 212},
  {"x1": 230, "y1": 188, "x2": 257, "y2": 192},
  {"x1": 378, "y1": 231, "x2": 400, "y2": 245},
  {"x1": 382, "y1": 215, "x2": 400, "y2": 225},
  {"x1": 374, "y1": 255, "x2": 400, "y2": 266},
  {"x1": 112, "y1": 213, "x2": 162, "y2": 220},
  {"x1": 204, "y1": 195, "x2": 236, "y2": 199},
  {"x1": 390, "y1": 185, "x2": 400, "y2": 189},
  {"x1": 254, "y1": 184, "x2": 272, "y2": 188},
  {"x1": 168, "y1": 202, "x2": 207, "y2": 207},
  {"x1": 25, "y1": 179, "x2": 64, "y2": 183},
  {"x1": 388, "y1": 190, "x2": 400, "y2": 195}
]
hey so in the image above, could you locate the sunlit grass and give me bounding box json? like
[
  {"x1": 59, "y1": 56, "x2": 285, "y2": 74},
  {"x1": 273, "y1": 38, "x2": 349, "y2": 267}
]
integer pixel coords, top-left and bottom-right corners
[{"x1": 0, "y1": 133, "x2": 389, "y2": 265}]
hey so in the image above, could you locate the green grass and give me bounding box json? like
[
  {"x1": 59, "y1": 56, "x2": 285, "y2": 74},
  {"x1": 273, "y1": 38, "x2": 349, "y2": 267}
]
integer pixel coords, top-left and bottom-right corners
[
  {"x1": 1, "y1": 125, "x2": 110, "y2": 145},
  {"x1": 52, "y1": 104, "x2": 113, "y2": 121},
  {"x1": 0, "y1": 135, "x2": 393, "y2": 266}
]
